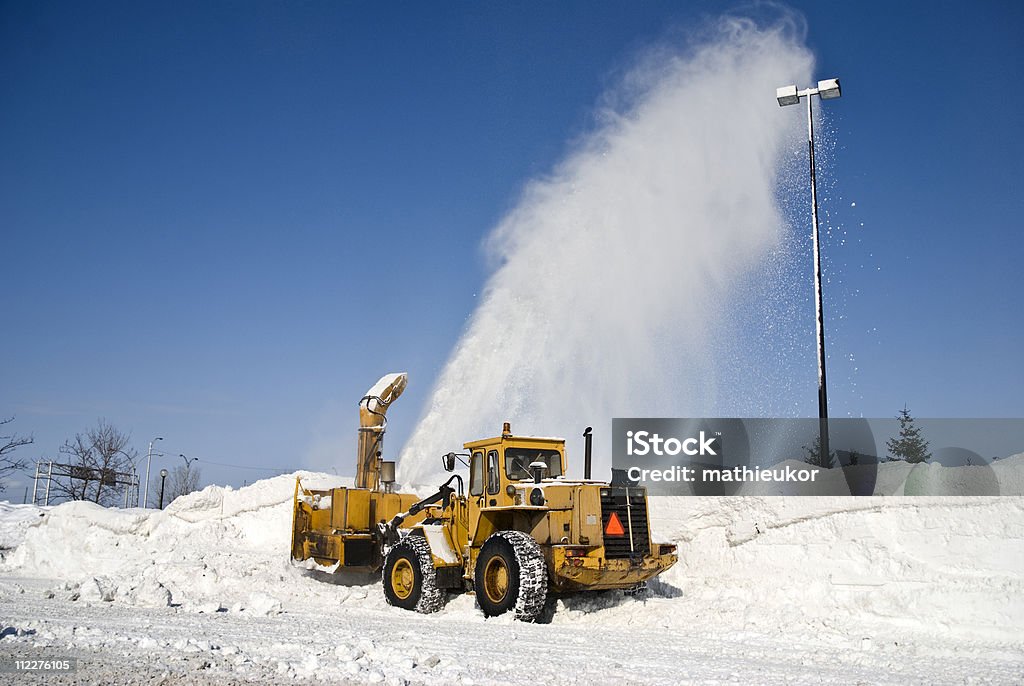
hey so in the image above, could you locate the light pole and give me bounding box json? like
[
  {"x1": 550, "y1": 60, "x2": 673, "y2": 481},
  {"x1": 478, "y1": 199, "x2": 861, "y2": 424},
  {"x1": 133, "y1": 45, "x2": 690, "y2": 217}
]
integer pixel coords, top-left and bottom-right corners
[
  {"x1": 179, "y1": 454, "x2": 200, "y2": 497},
  {"x1": 776, "y1": 77, "x2": 842, "y2": 467},
  {"x1": 143, "y1": 437, "x2": 164, "y2": 508},
  {"x1": 159, "y1": 468, "x2": 168, "y2": 509}
]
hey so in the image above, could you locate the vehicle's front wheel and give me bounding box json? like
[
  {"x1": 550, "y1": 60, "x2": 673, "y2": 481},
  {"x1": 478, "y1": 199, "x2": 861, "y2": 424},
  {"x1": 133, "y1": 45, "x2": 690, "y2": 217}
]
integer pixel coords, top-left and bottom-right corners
[
  {"x1": 474, "y1": 530, "x2": 547, "y2": 622},
  {"x1": 382, "y1": 535, "x2": 444, "y2": 613}
]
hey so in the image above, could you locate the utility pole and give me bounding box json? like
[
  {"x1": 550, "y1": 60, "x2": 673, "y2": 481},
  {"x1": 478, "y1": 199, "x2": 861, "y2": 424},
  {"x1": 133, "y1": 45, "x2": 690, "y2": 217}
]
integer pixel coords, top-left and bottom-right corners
[{"x1": 143, "y1": 437, "x2": 163, "y2": 508}]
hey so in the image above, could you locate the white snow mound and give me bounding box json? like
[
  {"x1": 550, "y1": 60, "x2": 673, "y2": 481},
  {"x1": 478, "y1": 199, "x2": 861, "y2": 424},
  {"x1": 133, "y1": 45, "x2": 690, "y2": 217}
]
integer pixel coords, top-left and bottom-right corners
[
  {"x1": 1, "y1": 472, "x2": 365, "y2": 613},
  {"x1": 1, "y1": 465, "x2": 1023, "y2": 643}
]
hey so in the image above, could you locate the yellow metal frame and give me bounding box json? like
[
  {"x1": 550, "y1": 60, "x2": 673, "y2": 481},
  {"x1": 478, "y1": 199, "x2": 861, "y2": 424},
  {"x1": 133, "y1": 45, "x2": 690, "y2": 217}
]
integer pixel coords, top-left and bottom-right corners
[
  {"x1": 291, "y1": 476, "x2": 426, "y2": 572},
  {"x1": 548, "y1": 544, "x2": 678, "y2": 592},
  {"x1": 292, "y1": 425, "x2": 679, "y2": 596}
]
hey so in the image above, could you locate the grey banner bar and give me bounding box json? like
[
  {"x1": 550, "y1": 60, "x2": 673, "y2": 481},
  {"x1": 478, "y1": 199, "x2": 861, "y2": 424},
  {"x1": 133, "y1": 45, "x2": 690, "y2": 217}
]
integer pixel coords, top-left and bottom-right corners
[{"x1": 611, "y1": 418, "x2": 1024, "y2": 496}]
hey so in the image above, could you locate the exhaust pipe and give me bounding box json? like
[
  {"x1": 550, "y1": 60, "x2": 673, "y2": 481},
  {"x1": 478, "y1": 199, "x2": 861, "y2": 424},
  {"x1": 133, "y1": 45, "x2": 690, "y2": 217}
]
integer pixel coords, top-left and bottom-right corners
[
  {"x1": 380, "y1": 461, "x2": 396, "y2": 493},
  {"x1": 583, "y1": 426, "x2": 593, "y2": 480}
]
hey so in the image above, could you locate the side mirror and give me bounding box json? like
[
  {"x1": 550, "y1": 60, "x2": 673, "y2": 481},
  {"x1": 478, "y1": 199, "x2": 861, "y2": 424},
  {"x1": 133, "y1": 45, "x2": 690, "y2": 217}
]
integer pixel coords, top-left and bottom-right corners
[{"x1": 442, "y1": 452, "x2": 456, "y2": 472}]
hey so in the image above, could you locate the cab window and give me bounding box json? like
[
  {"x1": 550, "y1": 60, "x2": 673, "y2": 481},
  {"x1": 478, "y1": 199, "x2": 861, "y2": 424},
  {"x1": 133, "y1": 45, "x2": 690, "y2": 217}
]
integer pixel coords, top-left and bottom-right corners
[
  {"x1": 504, "y1": 448, "x2": 563, "y2": 480},
  {"x1": 487, "y1": 450, "x2": 500, "y2": 495},
  {"x1": 469, "y1": 451, "x2": 484, "y2": 496}
]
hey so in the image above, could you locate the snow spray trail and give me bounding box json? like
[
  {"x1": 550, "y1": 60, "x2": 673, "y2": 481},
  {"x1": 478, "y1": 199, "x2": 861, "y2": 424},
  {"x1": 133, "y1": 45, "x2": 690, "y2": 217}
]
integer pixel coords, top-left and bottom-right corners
[{"x1": 399, "y1": 16, "x2": 813, "y2": 486}]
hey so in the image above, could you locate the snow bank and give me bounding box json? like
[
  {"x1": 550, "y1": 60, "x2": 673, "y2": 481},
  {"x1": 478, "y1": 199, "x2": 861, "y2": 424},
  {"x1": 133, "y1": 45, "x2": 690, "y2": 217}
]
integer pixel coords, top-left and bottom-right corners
[
  {"x1": 727, "y1": 453, "x2": 1023, "y2": 496},
  {"x1": 2, "y1": 464, "x2": 1023, "y2": 645},
  {"x1": 0, "y1": 501, "x2": 47, "y2": 554},
  {"x1": 641, "y1": 495, "x2": 1024, "y2": 642},
  {"x1": 1, "y1": 472, "x2": 365, "y2": 615}
]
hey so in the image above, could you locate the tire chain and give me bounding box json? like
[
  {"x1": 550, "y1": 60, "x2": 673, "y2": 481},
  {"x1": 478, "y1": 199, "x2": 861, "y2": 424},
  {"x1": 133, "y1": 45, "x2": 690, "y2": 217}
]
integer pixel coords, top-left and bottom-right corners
[
  {"x1": 494, "y1": 530, "x2": 548, "y2": 622},
  {"x1": 383, "y1": 534, "x2": 446, "y2": 614}
]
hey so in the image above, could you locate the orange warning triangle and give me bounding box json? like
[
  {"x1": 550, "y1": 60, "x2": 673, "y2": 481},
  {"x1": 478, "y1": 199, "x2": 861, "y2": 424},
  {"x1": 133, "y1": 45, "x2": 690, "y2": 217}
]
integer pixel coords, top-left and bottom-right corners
[{"x1": 604, "y1": 512, "x2": 625, "y2": 536}]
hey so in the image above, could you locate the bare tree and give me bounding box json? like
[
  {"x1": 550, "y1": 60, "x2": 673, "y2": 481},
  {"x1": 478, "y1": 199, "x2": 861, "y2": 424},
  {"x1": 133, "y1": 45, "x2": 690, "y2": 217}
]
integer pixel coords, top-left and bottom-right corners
[
  {"x1": 51, "y1": 420, "x2": 137, "y2": 506},
  {"x1": 148, "y1": 462, "x2": 201, "y2": 508},
  {"x1": 166, "y1": 463, "x2": 201, "y2": 502},
  {"x1": 1, "y1": 417, "x2": 34, "y2": 493}
]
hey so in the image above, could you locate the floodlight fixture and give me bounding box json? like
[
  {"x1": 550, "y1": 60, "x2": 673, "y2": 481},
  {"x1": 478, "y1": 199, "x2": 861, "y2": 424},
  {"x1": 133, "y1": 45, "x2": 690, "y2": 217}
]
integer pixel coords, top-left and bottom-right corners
[
  {"x1": 817, "y1": 78, "x2": 841, "y2": 100},
  {"x1": 776, "y1": 84, "x2": 799, "y2": 106}
]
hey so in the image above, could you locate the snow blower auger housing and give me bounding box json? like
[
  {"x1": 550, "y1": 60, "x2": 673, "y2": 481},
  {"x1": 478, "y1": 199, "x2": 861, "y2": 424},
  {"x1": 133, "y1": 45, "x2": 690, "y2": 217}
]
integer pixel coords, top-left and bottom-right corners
[
  {"x1": 290, "y1": 373, "x2": 427, "y2": 571},
  {"x1": 290, "y1": 372, "x2": 677, "y2": 622}
]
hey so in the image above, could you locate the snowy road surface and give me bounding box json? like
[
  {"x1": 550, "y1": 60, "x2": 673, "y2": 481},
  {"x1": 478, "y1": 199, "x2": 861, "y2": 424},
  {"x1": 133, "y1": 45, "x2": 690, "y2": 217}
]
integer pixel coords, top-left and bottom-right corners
[
  {"x1": 1, "y1": 575, "x2": 1020, "y2": 685},
  {"x1": 1, "y1": 465, "x2": 1022, "y2": 684}
]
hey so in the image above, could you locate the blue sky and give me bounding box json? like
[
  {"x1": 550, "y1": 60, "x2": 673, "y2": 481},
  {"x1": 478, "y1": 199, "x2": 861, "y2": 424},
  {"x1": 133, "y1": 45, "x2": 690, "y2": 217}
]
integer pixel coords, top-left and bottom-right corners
[{"x1": 2, "y1": 1, "x2": 1022, "y2": 497}]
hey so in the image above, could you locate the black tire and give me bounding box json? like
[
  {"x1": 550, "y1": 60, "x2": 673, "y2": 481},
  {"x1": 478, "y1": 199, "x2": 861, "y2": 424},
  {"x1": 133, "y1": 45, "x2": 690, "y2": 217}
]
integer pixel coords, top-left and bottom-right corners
[
  {"x1": 382, "y1": 535, "x2": 444, "y2": 613},
  {"x1": 474, "y1": 530, "x2": 547, "y2": 622}
]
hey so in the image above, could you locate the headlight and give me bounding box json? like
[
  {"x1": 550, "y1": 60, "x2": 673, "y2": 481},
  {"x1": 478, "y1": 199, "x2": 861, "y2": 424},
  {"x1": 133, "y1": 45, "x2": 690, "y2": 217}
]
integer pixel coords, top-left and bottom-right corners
[{"x1": 530, "y1": 488, "x2": 545, "y2": 506}]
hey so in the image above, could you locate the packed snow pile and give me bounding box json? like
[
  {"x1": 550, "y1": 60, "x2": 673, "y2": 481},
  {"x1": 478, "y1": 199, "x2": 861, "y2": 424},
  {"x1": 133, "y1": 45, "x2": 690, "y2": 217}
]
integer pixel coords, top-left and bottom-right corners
[
  {"x1": 1, "y1": 461, "x2": 1023, "y2": 647},
  {"x1": 1, "y1": 472, "x2": 364, "y2": 615},
  {"x1": 644, "y1": 495, "x2": 1024, "y2": 642},
  {"x1": 0, "y1": 501, "x2": 47, "y2": 555},
  {"x1": 726, "y1": 453, "x2": 1024, "y2": 496}
]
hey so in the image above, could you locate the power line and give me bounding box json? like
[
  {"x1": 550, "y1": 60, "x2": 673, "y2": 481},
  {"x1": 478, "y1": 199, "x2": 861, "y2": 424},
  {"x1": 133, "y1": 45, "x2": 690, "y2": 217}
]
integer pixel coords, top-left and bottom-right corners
[
  {"x1": 141, "y1": 446, "x2": 290, "y2": 474},
  {"x1": 196, "y1": 458, "x2": 288, "y2": 474}
]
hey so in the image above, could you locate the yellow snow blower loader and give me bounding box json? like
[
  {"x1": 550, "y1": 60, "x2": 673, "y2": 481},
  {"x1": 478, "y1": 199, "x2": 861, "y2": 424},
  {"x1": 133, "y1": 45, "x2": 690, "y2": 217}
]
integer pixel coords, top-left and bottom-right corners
[{"x1": 291, "y1": 373, "x2": 678, "y2": 621}]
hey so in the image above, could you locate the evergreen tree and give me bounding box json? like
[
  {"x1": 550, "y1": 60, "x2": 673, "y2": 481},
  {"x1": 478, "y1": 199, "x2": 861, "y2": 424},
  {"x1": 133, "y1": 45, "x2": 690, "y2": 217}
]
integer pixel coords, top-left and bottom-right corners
[
  {"x1": 886, "y1": 406, "x2": 931, "y2": 463},
  {"x1": 802, "y1": 434, "x2": 836, "y2": 468}
]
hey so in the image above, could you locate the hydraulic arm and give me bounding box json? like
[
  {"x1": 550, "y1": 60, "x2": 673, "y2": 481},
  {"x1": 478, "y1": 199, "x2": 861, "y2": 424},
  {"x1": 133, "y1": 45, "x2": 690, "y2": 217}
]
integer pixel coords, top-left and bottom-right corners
[{"x1": 379, "y1": 474, "x2": 462, "y2": 545}]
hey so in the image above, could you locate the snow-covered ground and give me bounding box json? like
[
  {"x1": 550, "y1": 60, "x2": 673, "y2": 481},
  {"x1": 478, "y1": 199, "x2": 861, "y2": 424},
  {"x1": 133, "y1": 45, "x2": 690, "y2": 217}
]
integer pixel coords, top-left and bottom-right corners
[{"x1": 1, "y1": 462, "x2": 1022, "y2": 684}]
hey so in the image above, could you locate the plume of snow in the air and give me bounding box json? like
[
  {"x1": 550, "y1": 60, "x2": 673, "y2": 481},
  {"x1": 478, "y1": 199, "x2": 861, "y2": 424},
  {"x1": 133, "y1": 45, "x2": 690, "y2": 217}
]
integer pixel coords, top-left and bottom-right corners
[{"x1": 399, "y1": 16, "x2": 813, "y2": 485}]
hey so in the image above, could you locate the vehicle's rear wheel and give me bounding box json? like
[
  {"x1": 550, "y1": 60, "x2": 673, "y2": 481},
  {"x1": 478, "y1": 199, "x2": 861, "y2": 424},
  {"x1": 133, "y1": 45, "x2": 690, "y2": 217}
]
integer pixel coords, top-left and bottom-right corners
[
  {"x1": 382, "y1": 535, "x2": 444, "y2": 613},
  {"x1": 474, "y1": 530, "x2": 547, "y2": 622}
]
